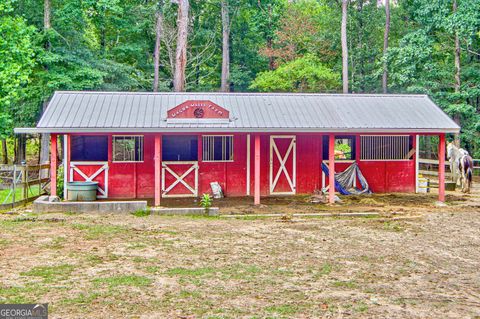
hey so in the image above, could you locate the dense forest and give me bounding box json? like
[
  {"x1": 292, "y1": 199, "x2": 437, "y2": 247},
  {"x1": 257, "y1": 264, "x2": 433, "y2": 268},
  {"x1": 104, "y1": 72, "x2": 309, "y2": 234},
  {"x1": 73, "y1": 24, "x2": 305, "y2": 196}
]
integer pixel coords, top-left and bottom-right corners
[{"x1": 1, "y1": 0, "x2": 479, "y2": 163}]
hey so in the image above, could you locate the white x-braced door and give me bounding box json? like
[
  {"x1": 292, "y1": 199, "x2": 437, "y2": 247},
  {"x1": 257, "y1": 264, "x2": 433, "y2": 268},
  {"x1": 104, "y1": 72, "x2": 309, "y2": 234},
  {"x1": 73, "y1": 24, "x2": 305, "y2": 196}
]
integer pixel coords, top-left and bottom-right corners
[
  {"x1": 270, "y1": 136, "x2": 296, "y2": 195},
  {"x1": 162, "y1": 161, "x2": 199, "y2": 197}
]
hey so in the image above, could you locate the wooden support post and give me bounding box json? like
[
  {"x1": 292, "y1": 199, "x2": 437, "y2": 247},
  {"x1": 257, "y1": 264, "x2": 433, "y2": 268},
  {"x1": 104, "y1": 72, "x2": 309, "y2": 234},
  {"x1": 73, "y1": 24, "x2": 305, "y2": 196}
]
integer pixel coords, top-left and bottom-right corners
[
  {"x1": 254, "y1": 135, "x2": 261, "y2": 205},
  {"x1": 414, "y1": 134, "x2": 419, "y2": 193},
  {"x1": 50, "y1": 134, "x2": 57, "y2": 197},
  {"x1": 328, "y1": 134, "x2": 335, "y2": 204},
  {"x1": 154, "y1": 135, "x2": 161, "y2": 206},
  {"x1": 438, "y1": 133, "x2": 446, "y2": 202},
  {"x1": 63, "y1": 134, "x2": 70, "y2": 200},
  {"x1": 246, "y1": 134, "x2": 251, "y2": 196}
]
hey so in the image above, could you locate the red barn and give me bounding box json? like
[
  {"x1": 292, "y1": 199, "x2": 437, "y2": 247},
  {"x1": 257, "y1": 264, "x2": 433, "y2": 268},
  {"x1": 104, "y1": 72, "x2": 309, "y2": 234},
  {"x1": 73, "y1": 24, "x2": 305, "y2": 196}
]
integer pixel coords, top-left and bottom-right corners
[{"x1": 16, "y1": 92, "x2": 459, "y2": 204}]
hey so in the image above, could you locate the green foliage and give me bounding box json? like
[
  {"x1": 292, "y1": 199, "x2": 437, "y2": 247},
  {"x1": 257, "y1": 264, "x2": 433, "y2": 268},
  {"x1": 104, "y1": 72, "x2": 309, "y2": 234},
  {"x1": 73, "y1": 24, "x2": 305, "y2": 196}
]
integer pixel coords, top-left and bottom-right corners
[
  {"x1": 57, "y1": 165, "x2": 64, "y2": 199},
  {"x1": 0, "y1": 5, "x2": 36, "y2": 138},
  {"x1": 250, "y1": 54, "x2": 340, "y2": 92},
  {"x1": 200, "y1": 193, "x2": 213, "y2": 214}
]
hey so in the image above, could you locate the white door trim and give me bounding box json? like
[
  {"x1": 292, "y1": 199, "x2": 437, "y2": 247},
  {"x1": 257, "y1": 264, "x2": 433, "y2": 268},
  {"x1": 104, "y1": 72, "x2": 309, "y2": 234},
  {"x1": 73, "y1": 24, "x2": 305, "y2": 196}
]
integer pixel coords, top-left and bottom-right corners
[
  {"x1": 269, "y1": 135, "x2": 296, "y2": 195},
  {"x1": 161, "y1": 161, "x2": 199, "y2": 197}
]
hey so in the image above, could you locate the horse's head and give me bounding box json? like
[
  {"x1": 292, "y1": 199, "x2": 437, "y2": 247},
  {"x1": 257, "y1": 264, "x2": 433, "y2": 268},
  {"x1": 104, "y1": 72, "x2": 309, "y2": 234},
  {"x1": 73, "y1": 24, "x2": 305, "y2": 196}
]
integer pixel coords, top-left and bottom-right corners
[{"x1": 446, "y1": 142, "x2": 454, "y2": 160}]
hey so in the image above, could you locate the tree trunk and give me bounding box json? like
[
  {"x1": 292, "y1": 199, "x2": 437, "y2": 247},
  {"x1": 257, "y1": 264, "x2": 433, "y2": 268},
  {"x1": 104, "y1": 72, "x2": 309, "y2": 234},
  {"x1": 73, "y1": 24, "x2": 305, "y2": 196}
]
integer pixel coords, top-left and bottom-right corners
[
  {"x1": 382, "y1": 0, "x2": 390, "y2": 94},
  {"x1": 40, "y1": 0, "x2": 51, "y2": 168},
  {"x1": 44, "y1": 0, "x2": 51, "y2": 30},
  {"x1": 173, "y1": 0, "x2": 189, "y2": 92},
  {"x1": 153, "y1": 2, "x2": 164, "y2": 92},
  {"x1": 341, "y1": 0, "x2": 349, "y2": 94},
  {"x1": 15, "y1": 135, "x2": 26, "y2": 165},
  {"x1": 453, "y1": 0, "x2": 461, "y2": 145},
  {"x1": 221, "y1": 0, "x2": 230, "y2": 92},
  {"x1": 1, "y1": 139, "x2": 8, "y2": 164}
]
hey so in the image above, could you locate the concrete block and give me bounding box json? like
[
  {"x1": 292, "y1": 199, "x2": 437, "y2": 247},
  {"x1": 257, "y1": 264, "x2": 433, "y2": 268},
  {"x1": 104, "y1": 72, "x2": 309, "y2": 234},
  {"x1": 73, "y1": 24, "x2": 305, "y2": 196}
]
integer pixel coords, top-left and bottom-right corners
[{"x1": 33, "y1": 197, "x2": 147, "y2": 214}]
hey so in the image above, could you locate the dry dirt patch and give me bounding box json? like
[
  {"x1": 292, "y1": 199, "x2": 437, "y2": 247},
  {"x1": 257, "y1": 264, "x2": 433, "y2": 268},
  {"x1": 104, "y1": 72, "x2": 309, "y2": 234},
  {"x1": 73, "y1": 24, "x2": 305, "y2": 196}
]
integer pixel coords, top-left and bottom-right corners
[{"x1": 0, "y1": 194, "x2": 479, "y2": 318}]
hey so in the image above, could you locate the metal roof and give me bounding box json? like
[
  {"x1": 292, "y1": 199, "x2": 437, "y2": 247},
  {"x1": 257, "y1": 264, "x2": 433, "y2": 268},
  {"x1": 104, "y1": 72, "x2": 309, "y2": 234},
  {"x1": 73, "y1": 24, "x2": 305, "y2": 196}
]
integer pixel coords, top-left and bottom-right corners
[{"x1": 15, "y1": 91, "x2": 460, "y2": 133}]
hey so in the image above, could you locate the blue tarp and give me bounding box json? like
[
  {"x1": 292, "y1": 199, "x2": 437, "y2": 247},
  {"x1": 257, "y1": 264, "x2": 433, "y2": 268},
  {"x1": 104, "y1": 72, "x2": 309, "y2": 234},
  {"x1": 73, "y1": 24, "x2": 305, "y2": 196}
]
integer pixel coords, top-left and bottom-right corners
[{"x1": 321, "y1": 162, "x2": 371, "y2": 195}]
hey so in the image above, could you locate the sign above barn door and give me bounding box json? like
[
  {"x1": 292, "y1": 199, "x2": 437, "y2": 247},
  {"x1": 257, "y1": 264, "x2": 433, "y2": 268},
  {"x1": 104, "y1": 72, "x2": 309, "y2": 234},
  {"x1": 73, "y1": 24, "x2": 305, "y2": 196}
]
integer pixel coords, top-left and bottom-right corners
[{"x1": 167, "y1": 100, "x2": 230, "y2": 119}]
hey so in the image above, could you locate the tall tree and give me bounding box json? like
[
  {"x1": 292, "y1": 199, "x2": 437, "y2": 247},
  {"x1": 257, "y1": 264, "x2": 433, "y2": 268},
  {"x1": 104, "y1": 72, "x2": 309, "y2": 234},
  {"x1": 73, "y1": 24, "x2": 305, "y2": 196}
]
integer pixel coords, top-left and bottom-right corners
[
  {"x1": 452, "y1": 0, "x2": 461, "y2": 145},
  {"x1": 382, "y1": 0, "x2": 390, "y2": 93},
  {"x1": 220, "y1": 0, "x2": 230, "y2": 92},
  {"x1": 39, "y1": 0, "x2": 51, "y2": 165},
  {"x1": 341, "y1": 0, "x2": 348, "y2": 93},
  {"x1": 153, "y1": 1, "x2": 164, "y2": 92},
  {"x1": 173, "y1": 0, "x2": 190, "y2": 92}
]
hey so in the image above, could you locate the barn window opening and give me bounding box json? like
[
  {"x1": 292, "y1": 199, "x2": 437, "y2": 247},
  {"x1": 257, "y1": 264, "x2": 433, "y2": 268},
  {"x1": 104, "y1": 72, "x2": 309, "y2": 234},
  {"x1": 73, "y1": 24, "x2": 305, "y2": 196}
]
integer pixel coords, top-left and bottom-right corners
[
  {"x1": 71, "y1": 135, "x2": 108, "y2": 161},
  {"x1": 202, "y1": 135, "x2": 233, "y2": 161},
  {"x1": 322, "y1": 136, "x2": 356, "y2": 160},
  {"x1": 162, "y1": 135, "x2": 198, "y2": 161},
  {"x1": 113, "y1": 136, "x2": 144, "y2": 162},
  {"x1": 360, "y1": 135, "x2": 413, "y2": 160}
]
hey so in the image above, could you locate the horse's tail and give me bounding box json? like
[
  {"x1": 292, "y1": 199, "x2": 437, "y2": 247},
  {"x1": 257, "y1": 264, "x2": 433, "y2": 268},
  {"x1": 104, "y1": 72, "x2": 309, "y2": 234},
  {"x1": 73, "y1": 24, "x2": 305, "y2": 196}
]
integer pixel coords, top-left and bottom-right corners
[{"x1": 467, "y1": 167, "x2": 473, "y2": 184}]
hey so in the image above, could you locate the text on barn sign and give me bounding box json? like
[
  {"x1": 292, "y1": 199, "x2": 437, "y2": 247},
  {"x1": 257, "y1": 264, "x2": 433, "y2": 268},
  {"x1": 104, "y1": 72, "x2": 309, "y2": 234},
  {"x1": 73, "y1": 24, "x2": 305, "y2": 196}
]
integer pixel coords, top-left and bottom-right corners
[{"x1": 167, "y1": 100, "x2": 230, "y2": 119}]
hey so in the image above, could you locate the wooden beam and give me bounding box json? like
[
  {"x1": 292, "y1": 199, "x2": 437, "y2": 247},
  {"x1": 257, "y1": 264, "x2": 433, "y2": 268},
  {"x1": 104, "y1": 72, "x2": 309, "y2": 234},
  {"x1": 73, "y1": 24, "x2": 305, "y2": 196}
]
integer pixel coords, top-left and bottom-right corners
[
  {"x1": 154, "y1": 135, "x2": 161, "y2": 206},
  {"x1": 328, "y1": 134, "x2": 335, "y2": 204},
  {"x1": 254, "y1": 135, "x2": 260, "y2": 205},
  {"x1": 50, "y1": 134, "x2": 57, "y2": 197},
  {"x1": 438, "y1": 133, "x2": 446, "y2": 202}
]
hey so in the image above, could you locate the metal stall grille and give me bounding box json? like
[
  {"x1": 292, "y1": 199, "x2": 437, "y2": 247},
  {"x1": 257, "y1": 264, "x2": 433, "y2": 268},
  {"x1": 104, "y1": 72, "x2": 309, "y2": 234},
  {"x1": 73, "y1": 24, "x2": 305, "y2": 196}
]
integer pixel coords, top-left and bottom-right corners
[{"x1": 360, "y1": 135, "x2": 411, "y2": 160}]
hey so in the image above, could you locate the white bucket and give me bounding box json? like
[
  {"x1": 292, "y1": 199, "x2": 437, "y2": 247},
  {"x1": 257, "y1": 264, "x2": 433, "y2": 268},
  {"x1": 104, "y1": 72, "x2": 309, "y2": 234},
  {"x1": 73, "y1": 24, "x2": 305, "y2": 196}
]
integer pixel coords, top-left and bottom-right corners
[{"x1": 418, "y1": 177, "x2": 430, "y2": 193}]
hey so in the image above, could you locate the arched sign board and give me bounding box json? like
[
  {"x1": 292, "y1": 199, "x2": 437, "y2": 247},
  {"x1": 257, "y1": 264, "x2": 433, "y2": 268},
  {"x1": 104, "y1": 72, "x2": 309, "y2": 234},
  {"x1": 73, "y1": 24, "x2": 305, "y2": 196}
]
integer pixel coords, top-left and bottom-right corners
[{"x1": 167, "y1": 100, "x2": 229, "y2": 119}]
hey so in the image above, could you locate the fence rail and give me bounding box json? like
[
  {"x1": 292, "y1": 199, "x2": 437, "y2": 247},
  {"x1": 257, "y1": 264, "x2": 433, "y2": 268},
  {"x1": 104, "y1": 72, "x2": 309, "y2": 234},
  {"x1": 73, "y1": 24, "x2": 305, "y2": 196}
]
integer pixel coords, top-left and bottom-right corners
[
  {"x1": 418, "y1": 158, "x2": 480, "y2": 178},
  {"x1": 0, "y1": 164, "x2": 50, "y2": 210}
]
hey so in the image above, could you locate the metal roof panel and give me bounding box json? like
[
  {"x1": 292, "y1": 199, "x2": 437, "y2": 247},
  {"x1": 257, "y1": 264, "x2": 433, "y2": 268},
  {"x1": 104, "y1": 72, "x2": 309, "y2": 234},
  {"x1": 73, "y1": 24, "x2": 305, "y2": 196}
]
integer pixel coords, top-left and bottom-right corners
[{"x1": 30, "y1": 91, "x2": 460, "y2": 133}]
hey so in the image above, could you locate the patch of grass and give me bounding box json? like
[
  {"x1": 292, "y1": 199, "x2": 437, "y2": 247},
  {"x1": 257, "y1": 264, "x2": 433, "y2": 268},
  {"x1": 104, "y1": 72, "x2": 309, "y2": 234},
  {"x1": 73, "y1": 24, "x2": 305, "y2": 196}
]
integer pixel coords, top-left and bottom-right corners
[
  {"x1": 85, "y1": 254, "x2": 104, "y2": 265},
  {"x1": 320, "y1": 263, "x2": 333, "y2": 275},
  {"x1": 0, "y1": 284, "x2": 51, "y2": 304},
  {"x1": 383, "y1": 221, "x2": 403, "y2": 232},
  {"x1": 355, "y1": 302, "x2": 368, "y2": 312},
  {"x1": 63, "y1": 211, "x2": 80, "y2": 216},
  {"x1": 179, "y1": 289, "x2": 202, "y2": 299},
  {"x1": 93, "y1": 275, "x2": 152, "y2": 288},
  {"x1": 21, "y1": 264, "x2": 75, "y2": 283},
  {"x1": 145, "y1": 266, "x2": 161, "y2": 274},
  {"x1": 131, "y1": 209, "x2": 150, "y2": 217},
  {"x1": 62, "y1": 292, "x2": 100, "y2": 306},
  {"x1": 265, "y1": 304, "x2": 298, "y2": 315},
  {"x1": 0, "y1": 184, "x2": 41, "y2": 204},
  {"x1": 44, "y1": 236, "x2": 67, "y2": 249},
  {"x1": 332, "y1": 280, "x2": 357, "y2": 289},
  {"x1": 0, "y1": 238, "x2": 11, "y2": 248},
  {"x1": 166, "y1": 266, "x2": 217, "y2": 277},
  {"x1": 71, "y1": 223, "x2": 128, "y2": 239},
  {"x1": 127, "y1": 242, "x2": 148, "y2": 250}
]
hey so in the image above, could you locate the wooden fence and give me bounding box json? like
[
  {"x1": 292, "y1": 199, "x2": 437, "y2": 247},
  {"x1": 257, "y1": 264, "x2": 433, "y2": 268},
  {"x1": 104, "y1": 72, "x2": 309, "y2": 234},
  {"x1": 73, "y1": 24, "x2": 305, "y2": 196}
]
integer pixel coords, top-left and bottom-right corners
[
  {"x1": 0, "y1": 164, "x2": 50, "y2": 210},
  {"x1": 418, "y1": 158, "x2": 480, "y2": 179}
]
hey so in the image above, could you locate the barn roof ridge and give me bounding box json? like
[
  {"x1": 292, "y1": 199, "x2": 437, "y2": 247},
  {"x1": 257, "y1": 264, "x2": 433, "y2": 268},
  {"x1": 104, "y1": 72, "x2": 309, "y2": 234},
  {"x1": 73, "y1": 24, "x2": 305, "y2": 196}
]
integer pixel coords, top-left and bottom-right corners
[{"x1": 52, "y1": 90, "x2": 429, "y2": 98}]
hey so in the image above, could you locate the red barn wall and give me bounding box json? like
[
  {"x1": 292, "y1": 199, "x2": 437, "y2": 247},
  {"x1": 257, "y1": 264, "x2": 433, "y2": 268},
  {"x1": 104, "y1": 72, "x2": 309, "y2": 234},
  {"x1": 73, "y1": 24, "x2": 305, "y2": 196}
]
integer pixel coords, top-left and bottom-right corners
[{"x1": 67, "y1": 132, "x2": 416, "y2": 199}]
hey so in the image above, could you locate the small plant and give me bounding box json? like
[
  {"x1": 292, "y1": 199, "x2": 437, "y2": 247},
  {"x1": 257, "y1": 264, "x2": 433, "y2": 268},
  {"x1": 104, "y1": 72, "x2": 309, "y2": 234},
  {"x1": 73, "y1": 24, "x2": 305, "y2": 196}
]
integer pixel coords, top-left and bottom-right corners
[
  {"x1": 131, "y1": 209, "x2": 150, "y2": 217},
  {"x1": 200, "y1": 193, "x2": 212, "y2": 215}
]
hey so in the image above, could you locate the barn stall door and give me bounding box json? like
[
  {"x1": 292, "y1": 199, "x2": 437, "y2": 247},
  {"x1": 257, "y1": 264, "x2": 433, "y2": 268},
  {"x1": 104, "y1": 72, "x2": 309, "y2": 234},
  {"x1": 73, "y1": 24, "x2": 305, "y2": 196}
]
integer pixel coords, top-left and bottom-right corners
[
  {"x1": 70, "y1": 161, "x2": 109, "y2": 198},
  {"x1": 162, "y1": 161, "x2": 199, "y2": 197},
  {"x1": 270, "y1": 136, "x2": 296, "y2": 195}
]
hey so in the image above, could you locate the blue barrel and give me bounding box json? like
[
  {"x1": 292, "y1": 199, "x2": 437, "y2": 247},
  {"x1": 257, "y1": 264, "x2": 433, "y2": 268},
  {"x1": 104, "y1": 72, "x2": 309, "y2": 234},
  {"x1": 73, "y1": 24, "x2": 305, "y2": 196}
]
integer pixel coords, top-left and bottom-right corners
[{"x1": 67, "y1": 182, "x2": 99, "y2": 201}]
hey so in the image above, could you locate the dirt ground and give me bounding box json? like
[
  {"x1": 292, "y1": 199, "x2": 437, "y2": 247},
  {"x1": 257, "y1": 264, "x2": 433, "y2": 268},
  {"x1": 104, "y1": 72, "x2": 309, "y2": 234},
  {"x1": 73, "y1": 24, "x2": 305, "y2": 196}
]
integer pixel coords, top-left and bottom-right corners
[{"x1": 1, "y1": 189, "x2": 479, "y2": 318}]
